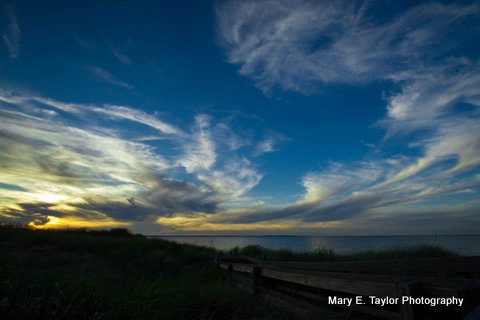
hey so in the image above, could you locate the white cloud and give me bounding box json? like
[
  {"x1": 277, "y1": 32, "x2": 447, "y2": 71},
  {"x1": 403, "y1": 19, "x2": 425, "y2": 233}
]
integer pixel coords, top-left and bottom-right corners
[
  {"x1": 386, "y1": 62, "x2": 480, "y2": 123},
  {"x1": 215, "y1": 0, "x2": 480, "y2": 229},
  {"x1": 177, "y1": 114, "x2": 217, "y2": 173},
  {"x1": 2, "y1": 4, "x2": 20, "y2": 59},
  {"x1": 302, "y1": 162, "x2": 382, "y2": 204},
  {"x1": 253, "y1": 131, "x2": 289, "y2": 156},
  {"x1": 88, "y1": 66, "x2": 134, "y2": 89},
  {"x1": 111, "y1": 47, "x2": 131, "y2": 65},
  {"x1": 28, "y1": 95, "x2": 181, "y2": 136},
  {"x1": 176, "y1": 114, "x2": 263, "y2": 200},
  {"x1": 0, "y1": 91, "x2": 266, "y2": 227},
  {"x1": 382, "y1": 62, "x2": 480, "y2": 183},
  {"x1": 198, "y1": 157, "x2": 263, "y2": 200},
  {"x1": 0, "y1": 89, "x2": 272, "y2": 229},
  {"x1": 218, "y1": 0, "x2": 479, "y2": 93},
  {"x1": 91, "y1": 105, "x2": 180, "y2": 135},
  {"x1": 255, "y1": 138, "x2": 275, "y2": 154}
]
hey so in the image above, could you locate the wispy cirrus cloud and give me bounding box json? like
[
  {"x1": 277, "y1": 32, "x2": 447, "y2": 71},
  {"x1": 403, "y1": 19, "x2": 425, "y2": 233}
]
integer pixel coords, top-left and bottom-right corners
[
  {"x1": 197, "y1": 156, "x2": 263, "y2": 201},
  {"x1": 72, "y1": 33, "x2": 91, "y2": 50},
  {"x1": 176, "y1": 114, "x2": 263, "y2": 200},
  {"x1": 253, "y1": 131, "x2": 289, "y2": 156},
  {"x1": 6, "y1": 93, "x2": 181, "y2": 136},
  {"x1": 217, "y1": 0, "x2": 479, "y2": 94},
  {"x1": 88, "y1": 66, "x2": 134, "y2": 89},
  {"x1": 211, "y1": 0, "x2": 480, "y2": 233},
  {"x1": 2, "y1": 1, "x2": 479, "y2": 235},
  {"x1": 216, "y1": 154, "x2": 480, "y2": 229},
  {"x1": 178, "y1": 114, "x2": 217, "y2": 173},
  {"x1": 2, "y1": 4, "x2": 20, "y2": 58},
  {"x1": 3, "y1": 86, "x2": 478, "y2": 233},
  {"x1": 0, "y1": 90, "x2": 267, "y2": 229},
  {"x1": 110, "y1": 46, "x2": 131, "y2": 65}
]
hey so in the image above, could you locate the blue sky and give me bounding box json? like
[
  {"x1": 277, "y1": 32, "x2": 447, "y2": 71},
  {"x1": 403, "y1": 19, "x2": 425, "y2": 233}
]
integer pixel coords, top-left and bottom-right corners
[{"x1": 1, "y1": 0, "x2": 480, "y2": 235}]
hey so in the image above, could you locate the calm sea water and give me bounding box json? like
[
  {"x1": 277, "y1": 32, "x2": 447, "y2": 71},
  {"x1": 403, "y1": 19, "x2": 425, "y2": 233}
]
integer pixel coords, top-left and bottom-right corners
[{"x1": 152, "y1": 235, "x2": 480, "y2": 256}]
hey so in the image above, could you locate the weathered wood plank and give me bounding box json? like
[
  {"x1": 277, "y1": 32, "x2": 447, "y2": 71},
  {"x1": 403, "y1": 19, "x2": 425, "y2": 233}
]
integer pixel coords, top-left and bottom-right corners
[
  {"x1": 269, "y1": 280, "x2": 403, "y2": 319},
  {"x1": 219, "y1": 255, "x2": 480, "y2": 319},
  {"x1": 258, "y1": 256, "x2": 480, "y2": 274},
  {"x1": 217, "y1": 254, "x2": 260, "y2": 264},
  {"x1": 260, "y1": 266, "x2": 478, "y2": 299},
  {"x1": 223, "y1": 261, "x2": 479, "y2": 300},
  {"x1": 271, "y1": 281, "x2": 329, "y2": 302},
  {"x1": 261, "y1": 267, "x2": 397, "y2": 296},
  {"x1": 260, "y1": 286, "x2": 321, "y2": 319},
  {"x1": 220, "y1": 262, "x2": 255, "y2": 274},
  {"x1": 232, "y1": 272, "x2": 403, "y2": 320},
  {"x1": 231, "y1": 263, "x2": 255, "y2": 273},
  {"x1": 258, "y1": 266, "x2": 479, "y2": 288},
  {"x1": 260, "y1": 286, "x2": 401, "y2": 320},
  {"x1": 219, "y1": 262, "x2": 228, "y2": 270}
]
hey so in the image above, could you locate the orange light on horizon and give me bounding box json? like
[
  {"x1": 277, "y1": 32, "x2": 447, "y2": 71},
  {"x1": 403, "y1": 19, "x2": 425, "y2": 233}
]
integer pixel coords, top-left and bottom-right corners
[
  {"x1": 27, "y1": 215, "x2": 130, "y2": 230},
  {"x1": 156, "y1": 215, "x2": 346, "y2": 232}
]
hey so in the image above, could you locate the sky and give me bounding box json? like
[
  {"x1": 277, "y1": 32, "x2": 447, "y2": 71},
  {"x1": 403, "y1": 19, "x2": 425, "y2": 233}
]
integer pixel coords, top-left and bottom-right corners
[{"x1": 1, "y1": 0, "x2": 480, "y2": 235}]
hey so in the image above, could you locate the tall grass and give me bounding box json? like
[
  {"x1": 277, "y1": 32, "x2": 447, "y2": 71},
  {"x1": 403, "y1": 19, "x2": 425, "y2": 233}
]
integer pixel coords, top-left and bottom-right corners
[
  {"x1": 0, "y1": 226, "x2": 294, "y2": 320},
  {"x1": 0, "y1": 225, "x2": 459, "y2": 320},
  {"x1": 228, "y1": 244, "x2": 457, "y2": 262}
]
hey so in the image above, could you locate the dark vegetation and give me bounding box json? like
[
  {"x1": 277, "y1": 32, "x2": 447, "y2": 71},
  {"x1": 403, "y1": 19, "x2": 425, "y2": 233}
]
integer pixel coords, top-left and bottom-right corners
[
  {"x1": 0, "y1": 225, "x2": 291, "y2": 320},
  {"x1": 0, "y1": 225, "x2": 458, "y2": 320},
  {"x1": 228, "y1": 244, "x2": 457, "y2": 262}
]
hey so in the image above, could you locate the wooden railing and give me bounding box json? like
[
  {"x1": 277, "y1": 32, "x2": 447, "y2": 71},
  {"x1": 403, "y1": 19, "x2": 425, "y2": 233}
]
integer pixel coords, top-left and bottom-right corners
[{"x1": 216, "y1": 255, "x2": 480, "y2": 320}]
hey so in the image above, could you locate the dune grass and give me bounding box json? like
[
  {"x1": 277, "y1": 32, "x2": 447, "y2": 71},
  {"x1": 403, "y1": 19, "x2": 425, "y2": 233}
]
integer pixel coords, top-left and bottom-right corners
[
  {"x1": 0, "y1": 226, "x2": 295, "y2": 320},
  {"x1": 227, "y1": 243, "x2": 457, "y2": 262},
  {"x1": 0, "y1": 225, "x2": 459, "y2": 320}
]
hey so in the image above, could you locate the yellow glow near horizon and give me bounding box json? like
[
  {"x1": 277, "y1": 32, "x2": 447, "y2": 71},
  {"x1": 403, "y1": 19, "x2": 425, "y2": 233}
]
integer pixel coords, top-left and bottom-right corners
[
  {"x1": 28, "y1": 215, "x2": 130, "y2": 230},
  {"x1": 156, "y1": 215, "x2": 345, "y2": 232},
  {"x1": 27, "y1": 215, "x2": 61, "y2": 228}
]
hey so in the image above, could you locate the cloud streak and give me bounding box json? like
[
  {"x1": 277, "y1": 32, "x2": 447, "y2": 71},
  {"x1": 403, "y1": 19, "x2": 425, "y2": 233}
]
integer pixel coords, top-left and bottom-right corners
[
  {"x1": 88, "y1": 66, "x2": 134, "y2": 89},
  {"x1": 218, "y1": 0, "x2": 479, "y2": 94},
  {"x1": 0, "y1": 91, "x2": 264, "y2": 228},
  {"x1": 111, "y1": 46, "x2": 131, "y2": 65},
  {"x1": 2, "y1": 4, "x2": 20, "y2": 58},
  {"x1": 1, "y1": 1, "x2": 479, "y2": 235},
  {"x1": 209, "y1": 0, "x2": 480, "y2": 233}
]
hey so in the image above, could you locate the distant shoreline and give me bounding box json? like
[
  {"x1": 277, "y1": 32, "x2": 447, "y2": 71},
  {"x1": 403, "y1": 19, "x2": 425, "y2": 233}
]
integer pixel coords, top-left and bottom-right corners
[
  {"x1": 148, "y1": 234, "x2": 480, "y2": 237},
  {"x1": 151, "y1": 234, "x2": 480, "y2": 256}
]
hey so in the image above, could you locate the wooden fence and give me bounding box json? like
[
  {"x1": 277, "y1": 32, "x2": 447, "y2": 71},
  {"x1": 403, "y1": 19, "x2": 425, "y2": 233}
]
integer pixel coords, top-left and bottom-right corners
[{"x1": 216, "y1": 255, "x2": 480, "y2": 320}]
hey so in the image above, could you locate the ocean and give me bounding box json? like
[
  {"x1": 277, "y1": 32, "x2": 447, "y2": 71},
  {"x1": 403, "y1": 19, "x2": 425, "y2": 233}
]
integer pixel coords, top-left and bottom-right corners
[{"x1": 153, "y1": 235, "x2": 480, "y2": 256}]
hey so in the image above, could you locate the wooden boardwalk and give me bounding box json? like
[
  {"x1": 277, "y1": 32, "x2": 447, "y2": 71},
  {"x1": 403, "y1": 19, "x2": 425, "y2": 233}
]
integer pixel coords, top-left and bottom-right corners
[{"x1": 216, "y1": 255, "x2": 480, "y2": 320}]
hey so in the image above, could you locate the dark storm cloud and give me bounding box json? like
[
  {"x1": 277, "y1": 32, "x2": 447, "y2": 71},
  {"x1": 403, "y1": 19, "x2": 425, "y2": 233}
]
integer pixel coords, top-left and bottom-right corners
[
  {"x1": 229, "y1": 193, "x2": 385, "y2": 224},
  {"x1": 72, "y1": 176, "x2": 219, "y2": 222},
  {"x1": 0, "y1": 202, "x2": 101, "y2": 226},
  {"x1": 0, "y1": 94, "x2": 230, "y2": 226},
  {"x1": 142, "y1": 175, "x2": 218, "y2": 214}
]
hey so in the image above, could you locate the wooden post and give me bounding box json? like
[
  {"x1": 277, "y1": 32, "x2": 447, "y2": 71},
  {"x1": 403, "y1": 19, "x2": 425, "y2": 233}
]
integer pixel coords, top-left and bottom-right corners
[
  {"x1": 457, "y1": 283, "x2": 480, "y2": 318},
  {"x1": 228, "y1": 263, "x2": 233, "y2": 282},
  {"x1": 397, "y1": 280, "x2": 422, "y2": 320},
  {"x1": 253, "y1": 266, "x2": 261, "y2": 295}
]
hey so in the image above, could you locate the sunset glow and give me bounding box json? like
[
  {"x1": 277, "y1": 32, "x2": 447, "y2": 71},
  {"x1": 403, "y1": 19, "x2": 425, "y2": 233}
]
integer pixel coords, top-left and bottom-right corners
[{"x1": 1, "y1": 1, "x2": 480, "y2": 235}]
